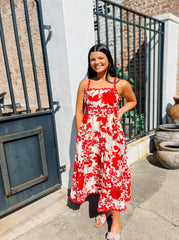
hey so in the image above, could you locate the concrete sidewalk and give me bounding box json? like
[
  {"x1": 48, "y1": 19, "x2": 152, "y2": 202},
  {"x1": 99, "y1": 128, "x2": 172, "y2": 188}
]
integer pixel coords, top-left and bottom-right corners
[{"x1": 0, "y1": 153, "x2": 179, "y2": 240}]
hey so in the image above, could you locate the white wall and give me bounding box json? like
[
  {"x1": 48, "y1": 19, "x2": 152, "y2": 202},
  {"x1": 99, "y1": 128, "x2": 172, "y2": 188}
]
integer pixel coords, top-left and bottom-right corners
[
  {"x1": 41, "y1": 0, "x2": 95, "y2": 188},
  {"x1": 156, "y1": 14, "x2": 179, "y2": 123}
]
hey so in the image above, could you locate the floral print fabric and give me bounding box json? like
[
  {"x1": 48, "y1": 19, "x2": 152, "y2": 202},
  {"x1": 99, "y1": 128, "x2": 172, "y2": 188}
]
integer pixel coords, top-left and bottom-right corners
[{"x1": 70, "y1": 79, "x2": 131, "y2": 212}]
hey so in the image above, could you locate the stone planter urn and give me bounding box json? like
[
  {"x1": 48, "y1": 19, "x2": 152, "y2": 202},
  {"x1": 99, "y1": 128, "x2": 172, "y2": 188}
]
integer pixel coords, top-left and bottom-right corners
[
  {"x1": 154, "y1": 124, "x2": 179, "y2": 150},
  {"x1": 168, "y1": 96, "x2": 179, "y2": 124},
  {"x1": 157, "y1": 141, "x2": 179, "y2": 169},
  {"x1": 154, "y1": 124, "x2": 179, "y2": 169}
]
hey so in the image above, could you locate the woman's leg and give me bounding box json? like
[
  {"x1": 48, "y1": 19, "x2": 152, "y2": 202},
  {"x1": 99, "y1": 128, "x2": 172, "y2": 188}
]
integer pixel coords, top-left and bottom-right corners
[{"x1": 110, "y1": 210, "x2": 121, "y2": 234}]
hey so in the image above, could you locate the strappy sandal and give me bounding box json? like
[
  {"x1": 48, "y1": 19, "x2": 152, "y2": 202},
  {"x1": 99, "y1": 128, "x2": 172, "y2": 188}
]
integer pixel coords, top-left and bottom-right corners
[
  {"x1": 106, "y1": 232, "x2": 120, "y2": 240},
  {"x1": 94, "y1": 214, "x2": 107, "y2": 228}
]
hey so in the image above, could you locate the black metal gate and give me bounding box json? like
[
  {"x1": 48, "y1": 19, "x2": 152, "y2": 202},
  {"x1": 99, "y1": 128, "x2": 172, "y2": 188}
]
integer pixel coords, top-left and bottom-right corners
[
  {"x1": 0, "y1": 0, "x2": 61, "y2": 217},
  {"x1": 93, "y1": 0, "x2": 164, "y2": 141}
]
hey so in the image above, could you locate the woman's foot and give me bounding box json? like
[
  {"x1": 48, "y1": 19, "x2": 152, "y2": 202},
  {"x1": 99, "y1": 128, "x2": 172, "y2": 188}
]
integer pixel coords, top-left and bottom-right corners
[
  {"x1": 106, "y1": 232, "x2": 120, "y2": 240},
  {"x1": 94, "y1": 211, "x2": 112, "y2": 228},
  {"x1": 107, "y1": 221, "x2": 121, "y2": 240}
]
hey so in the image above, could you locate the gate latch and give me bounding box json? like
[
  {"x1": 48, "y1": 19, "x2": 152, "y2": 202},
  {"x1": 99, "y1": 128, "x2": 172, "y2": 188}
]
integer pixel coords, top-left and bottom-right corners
[
  {"x1": 53, "y1": 101, "x2": 61, "y2": 113},
  {"x1": 60, "y1": 165, "x2": 66, "y2": 174}
]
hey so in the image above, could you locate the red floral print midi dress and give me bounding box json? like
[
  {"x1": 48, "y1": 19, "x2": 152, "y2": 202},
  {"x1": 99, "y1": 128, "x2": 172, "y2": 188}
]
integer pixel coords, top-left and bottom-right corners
[{"x1": 70, "y1": 78, "x2": 131, "y2": 213}]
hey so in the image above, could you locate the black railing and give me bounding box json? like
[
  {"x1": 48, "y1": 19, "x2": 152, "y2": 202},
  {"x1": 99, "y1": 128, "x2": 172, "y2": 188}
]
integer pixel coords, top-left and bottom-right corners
[{"x1": 93, "y1": 0, "x2": 164, "y2": 141}]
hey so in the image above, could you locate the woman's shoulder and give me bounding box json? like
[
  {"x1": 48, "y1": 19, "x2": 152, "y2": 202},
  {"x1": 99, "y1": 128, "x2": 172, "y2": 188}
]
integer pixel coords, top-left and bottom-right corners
[
  {"x1": 116, "y1": 78, "x2": 132, "y2": 95},
  {"x1": 79, "y1": 78, "x2": 88, "y2": 86},
  {"x1": 78, "y1": 78, "x2": 89, "y2": 91},
  {"x1": 80, "y1": 78, "x2": 89, "y2": 84},
  {"x1": 116, "y1": 78, "x2": 130, "y2": 87}
]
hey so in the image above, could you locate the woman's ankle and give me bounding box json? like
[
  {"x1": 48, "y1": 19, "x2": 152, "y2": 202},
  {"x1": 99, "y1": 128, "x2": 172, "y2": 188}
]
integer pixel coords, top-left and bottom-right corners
[{"x1": 110, "y1": 222, "x2": 121, "y2": 234}]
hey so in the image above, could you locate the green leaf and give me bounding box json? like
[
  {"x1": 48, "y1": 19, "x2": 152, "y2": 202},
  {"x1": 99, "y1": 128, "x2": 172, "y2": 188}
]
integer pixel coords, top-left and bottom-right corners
[{"x1": 130, "y1": 78, "x2": 134, "y2": 83}]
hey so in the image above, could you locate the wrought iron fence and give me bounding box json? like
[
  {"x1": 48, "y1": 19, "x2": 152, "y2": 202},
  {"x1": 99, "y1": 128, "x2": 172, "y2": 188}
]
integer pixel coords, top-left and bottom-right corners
[{"x1": 93, "y1": 0, "x2": 164, "y2": 141}]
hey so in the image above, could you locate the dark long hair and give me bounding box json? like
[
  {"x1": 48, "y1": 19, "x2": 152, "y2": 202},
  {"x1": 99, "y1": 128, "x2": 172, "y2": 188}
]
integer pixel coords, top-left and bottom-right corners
[{"x1": 87, "y1": 44, "x2": 116, "y2": 79}]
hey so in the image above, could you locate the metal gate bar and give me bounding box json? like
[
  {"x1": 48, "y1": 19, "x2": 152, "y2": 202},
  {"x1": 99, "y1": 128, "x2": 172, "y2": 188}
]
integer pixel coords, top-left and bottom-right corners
[
  {"x1": 153, "y1": 20, "x2": 156, "y2": 129},
  {"x1": 144, "y1": 17, "x2": 147, "y2": 133},
  {"x1": 138, "y1": 15, "x2": 142, "y2": 134},
  {"x1": 119, "y1": 7, "x2": 125, "y2": 130},
  {"x1": 104, "y1": 2, "x2": 109, "y2": 46},
  {"x1": 157, "y1": 23, "x2": 164, "y2": 125},
  {"x1": 36, "y1": 0, "x2": 54, "y2": 110},
  {"x1": 120, "y1": 8, "x2": 124, "y2": 77},
  {"x1": 133, "y1": 13, "x2": 137, "y2": 136},
  {"x1": 157, "y1": 22, "x2": 163, "y2": 125},
  {"x1": 96, "y1": 0, "x2": 100, "y2": 43},
  {"x1": 23, "y1": 0, "x2": 42, "y2": 111},
  {"x1": 0, "y1": 12, "x2": 17, "y2": 115},
  {"x1": 10, "y1": 0, "x2": 30, "y2": 113},
  {"x1": 147, "y1": 18, "x2": 151, "y2": 132},
  {"x1": 126, "y1": 10, "x2": 132, "y2": 138},
  {"x1": 112, "y1": 5, "x2": 117, "y2": 67}
]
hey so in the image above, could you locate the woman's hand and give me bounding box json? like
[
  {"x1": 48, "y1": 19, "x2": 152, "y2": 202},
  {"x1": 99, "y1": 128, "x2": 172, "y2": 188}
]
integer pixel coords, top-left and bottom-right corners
[
  {"x1": 115, "y1": 110, "x2": 124, "y2": 122},
  {"x1": 75, "y1": 79, "x2": 88, "y2": 133}
]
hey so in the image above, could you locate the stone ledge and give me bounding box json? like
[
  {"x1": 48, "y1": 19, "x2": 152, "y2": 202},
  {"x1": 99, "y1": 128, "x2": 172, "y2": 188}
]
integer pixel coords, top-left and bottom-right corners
[
  {"x1": 155, "y1": 13, "x2": 179, "y2": 24},
  {"x1": 127, "y1": 133, "x2": 155, "y2": 165}
]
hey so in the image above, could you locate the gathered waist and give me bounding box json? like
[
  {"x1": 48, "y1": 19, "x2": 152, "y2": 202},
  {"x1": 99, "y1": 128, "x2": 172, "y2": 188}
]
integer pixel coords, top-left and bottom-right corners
[{"x1": 85, "y1": 106, "x2": 118, "y2": 114}]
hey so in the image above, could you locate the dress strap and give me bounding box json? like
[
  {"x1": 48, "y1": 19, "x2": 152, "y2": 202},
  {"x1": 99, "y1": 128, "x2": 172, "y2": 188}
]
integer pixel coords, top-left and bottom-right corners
[
  {"x1": 114, "y1": 77, "x2": 117, "y2": 89},
  {"x1": 87, "y1": 79, "x2": 91, "y2": 89}
]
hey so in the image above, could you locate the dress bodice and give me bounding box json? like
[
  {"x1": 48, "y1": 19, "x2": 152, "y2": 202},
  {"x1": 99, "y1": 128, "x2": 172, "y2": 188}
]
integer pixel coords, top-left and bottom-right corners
[{"x1": 84, "y1": 79, "x2": 120, "y2": 110}]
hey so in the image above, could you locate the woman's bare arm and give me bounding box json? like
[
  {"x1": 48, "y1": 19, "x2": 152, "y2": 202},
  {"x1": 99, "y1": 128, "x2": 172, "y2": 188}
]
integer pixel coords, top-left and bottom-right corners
[
  {"x1": 75, "y1": 79, "x2": 87, "y2": 132},
  {"x1": 116, "y1": 80, "x2": 137, "y2": 122}
]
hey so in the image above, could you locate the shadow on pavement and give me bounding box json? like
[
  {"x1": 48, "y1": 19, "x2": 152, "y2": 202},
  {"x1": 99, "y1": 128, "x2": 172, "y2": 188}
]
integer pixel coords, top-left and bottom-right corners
[{"x1": 146, "y1": 152, "x2": 166, "y2": 169}]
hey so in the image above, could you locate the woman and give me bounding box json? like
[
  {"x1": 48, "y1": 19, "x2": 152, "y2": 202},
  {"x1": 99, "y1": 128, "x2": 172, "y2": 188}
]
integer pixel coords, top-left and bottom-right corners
[{"x1": 70, "y1": 44, "x2": 137, "y2": 240}]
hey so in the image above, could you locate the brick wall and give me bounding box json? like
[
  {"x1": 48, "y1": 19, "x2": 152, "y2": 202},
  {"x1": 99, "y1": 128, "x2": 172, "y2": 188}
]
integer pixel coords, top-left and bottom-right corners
[
  {"x1": 0, "y1": 0, "x2": 49, "y2": 110},
  {"x1": 123, "y1": 0, "x2": 179, "y2": 18}
]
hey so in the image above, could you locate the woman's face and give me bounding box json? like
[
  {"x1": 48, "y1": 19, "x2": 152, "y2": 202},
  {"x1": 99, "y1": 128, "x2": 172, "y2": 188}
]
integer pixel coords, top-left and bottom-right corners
[{"x1": 90, "y1": 51, "x2": 109, "y2": 75}]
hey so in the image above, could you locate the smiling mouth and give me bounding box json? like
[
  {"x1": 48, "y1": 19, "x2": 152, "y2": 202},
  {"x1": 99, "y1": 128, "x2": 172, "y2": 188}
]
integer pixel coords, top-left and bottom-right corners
[{"x1": 95, "y1": 65, "x2": 103, "y2": 69}]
